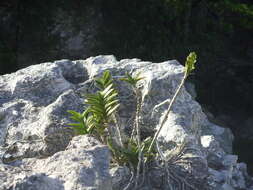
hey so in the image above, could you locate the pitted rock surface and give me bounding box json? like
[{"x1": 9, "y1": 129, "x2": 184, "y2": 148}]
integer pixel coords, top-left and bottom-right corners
[{"x1": 0, "y1": 55, "x2": 252, "y2": 189}]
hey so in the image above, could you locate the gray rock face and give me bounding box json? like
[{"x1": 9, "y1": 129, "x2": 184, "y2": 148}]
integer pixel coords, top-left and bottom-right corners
[
  {"x1": 0, "y1": 55, "x2": 252, "y2": 189},
  {"x1": 109, "y1": 166, "x2": 131, "y2": 190},
  {"x1": 1, "y1": 135, "x2": 111, "y2": 190}
]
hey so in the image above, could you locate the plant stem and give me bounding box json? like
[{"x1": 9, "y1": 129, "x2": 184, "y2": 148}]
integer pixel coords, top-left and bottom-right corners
[
  {"x1": 134, "y1": 88, "x2": 142, "y2": 188},
  {"x1": 147, "y1": 72, "x2": 187, "y2": 153},
  {"x1": 112, "y1": 114, "x2": 124, "y2": 147},
  {"x1": 135, "y1": 89, "x2": 142, "y2": 147}
]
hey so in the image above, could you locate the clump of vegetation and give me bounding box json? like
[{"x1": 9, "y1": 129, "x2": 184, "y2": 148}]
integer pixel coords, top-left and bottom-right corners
[{"x1": 67, "y1": 52, "x2": 197, "y2": 189}]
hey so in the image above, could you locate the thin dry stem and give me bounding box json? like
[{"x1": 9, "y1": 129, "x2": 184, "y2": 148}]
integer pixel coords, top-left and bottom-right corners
[
  {"x1": 148, "y1": 72, "x2": 187, "y2": 153},
  {"x1": 134, "y1": 88, "x2": 143, "y2": 189},
  {"x1": 112, "y1": 114, "x2": 124, "y2": 147}
]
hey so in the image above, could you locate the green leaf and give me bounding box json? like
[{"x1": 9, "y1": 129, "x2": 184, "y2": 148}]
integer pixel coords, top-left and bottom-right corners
[
  {"x1": 105, "y1": 104, "x2": 120, "y2": 114},
  {"x1": 102, "y1": 88, "x2": 115, "y2": 98},
  {"x1": 105, "y1": 90, "x2": 118, "y2": 99},
  {"x1": 120, "y1": 71, "x2": 144, "y2": 87},
  {"x1": 107, "y1": 104, "x2": 120, "y2": 116},
  {"x1": 69, "y1": 116, "x2": 82, "y2": 123},
  {"x1": 95, "y1": 70, "x2": 113, "y2": 90},
  {"x1": 87, "y1": 124, "x2": 95, "y2": 133},
  {"x1": 185, "y1": 52, "x2": 197, "y2": 76},
  {"x1": 103, "y1": 70, "x2": 111, "y2": 81},
  {"x1": 85, "y1": 96, "x2": 100, "y2": 105},
  {"x1": 90, "y1": 106, "x2": 105, "y2": 114},
  {"x1": 66, "y1": 122, "x2": 88, "y2": 135},
  {"x1": 101, "y1": 83, "x2": 113, "y2": 95},
  {"x1": 67, "y1": 123, "x2": 83, "y2": 127},
  {"x1": 81, "y1": 109, "x2": 91, "y2": 117},
  {"x1": 67, "y1": 110, "x2": 82, "y2": 118},
  {"x1": 105, "y1": 99, "x2": 119, "y2": 109},
  {"x1": 95, "y1": 79, "x2": 105, "y2": 90}
]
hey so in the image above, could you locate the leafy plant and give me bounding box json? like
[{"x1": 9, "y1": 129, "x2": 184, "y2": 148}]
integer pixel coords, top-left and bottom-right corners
[
  {"x1": 67, "y1": 109, "x2": 92, "y2": 135},
  {"x1": 108, "y1": 137, "x2": 155, "y2": 167},
  {"x1": 95, "y1": 70, "x2": 114, "y2": 90},
  {"x1": 67, "y1": 52, "x2": 197, "y2": 189},
  {"x1": 68, "y1": 70, "x2": 120, "y2": 143},
  {"x1": 120, "y1": 72, "x2": 144, "y2": 88}
]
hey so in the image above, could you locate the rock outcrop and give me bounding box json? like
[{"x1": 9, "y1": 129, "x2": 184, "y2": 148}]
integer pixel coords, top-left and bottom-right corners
[
  {"x1": 1, "y1": 135, "x2": 111, "y2": 190},
  {"x1": 0, "y1": 55, "x2": 252, "y2": 189}
]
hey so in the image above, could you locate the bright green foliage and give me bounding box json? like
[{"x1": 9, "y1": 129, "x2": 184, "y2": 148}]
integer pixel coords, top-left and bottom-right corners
[
  {"x1": 67, "y1": 109, "x2": 93, "y2": 135},
  {"x1": 95, "y1": 70, "x2": 114, "y2": 90},
  {"x1": 84, "y1": 83, "x2": 120, "y2": 136},
  {"x1": 120, "y1": 72, "x2": 144, "y2": 88},
  {"x1": 185, "y1": 52, "x2": 197, "y2": 76},
  {"x1": 68, "y1": 71, "x2": 120, "y2": 141}
]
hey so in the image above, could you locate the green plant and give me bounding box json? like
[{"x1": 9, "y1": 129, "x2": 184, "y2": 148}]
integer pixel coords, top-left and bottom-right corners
[
  {"x1": 147, "y1": 52, "x2": 197, "y2": 153},
  {"x1": 85, "y1": 85, "x2": 119, "y2": 139},
  {"x1": 68, "y1": 70, "x2": 152, "y2": 166},
  {"x1": 67, "y1": 109, "x2": 93, "y2": 135},
  {"x1": 67, "y1": 52, "x2": 197, "y2": 189},
  {"x1": 108, "y1": 136, "x2": 155, "y2": 167},
  {"x1": 120, "y1": 72, "x2": 144, "y2": 87},
  {"x1": 120, "y1": 71, "x2": 147, "y2": 188},
  {"x1": 68, "y1": 71, "x2": 120, "y2": 143}
]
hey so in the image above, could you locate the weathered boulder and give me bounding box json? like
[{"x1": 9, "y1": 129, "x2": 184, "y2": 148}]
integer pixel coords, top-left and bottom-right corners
[
  {"x1": 0, "y1": 60, "x2": 86, "y2": 158},
  {"x1": 0, "y1": 55, "x2": 252, "y2": 189},
  {"x1": 1, "y1": 135, "x2": 111, "y2": 190}
]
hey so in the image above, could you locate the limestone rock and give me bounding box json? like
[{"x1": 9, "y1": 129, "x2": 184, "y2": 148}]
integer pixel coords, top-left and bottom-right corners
[
  {"x1": 1, "y1": 135, "x2": 111, "y2": 190},
  {"x1": 110, "y1": 166, "x2": 130, "y2": 190},
  {"x1": 0, "y1": 55, "x2": 252, "y2": 189}
]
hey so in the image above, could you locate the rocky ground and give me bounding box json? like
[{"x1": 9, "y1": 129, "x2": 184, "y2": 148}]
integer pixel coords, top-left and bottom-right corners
[{"x1": 0, "y1": 55, "x2": 252, "y2": 189}]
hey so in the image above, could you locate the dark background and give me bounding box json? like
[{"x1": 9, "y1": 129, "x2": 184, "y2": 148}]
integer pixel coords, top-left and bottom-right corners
[{"x1": 0, "y1": 0, "x2": 253, "y2": 172}]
